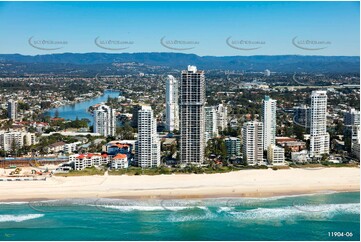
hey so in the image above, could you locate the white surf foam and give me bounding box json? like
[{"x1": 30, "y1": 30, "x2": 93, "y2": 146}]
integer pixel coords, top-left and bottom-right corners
[
  {"x1": 228, "y1": 203, "x2": 360, "y2": 220},
  {"x1": 217, "y1": 206, "x2": 234, "y2": 212},
  {"x1": 0, "y1": 214, "x2": 44, "y2": 222},
  {"x1": 97, "y1": 205, "x2": 207, "y2": 212},
  {"x1": 0, "y1": 201, "x2": 28, "y2": 205},
  {"x1": 168, "y1": 208, "x2": 216, "y2": 222}
]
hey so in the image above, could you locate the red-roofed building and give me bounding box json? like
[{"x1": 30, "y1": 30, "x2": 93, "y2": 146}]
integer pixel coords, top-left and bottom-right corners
[
  {"x1": 69, "y1": 153, "x2": 110, "y2": 170},
  {"x1": 275, "y1": 137, "x2": 297, "y2": 143},
  {"x1": 78, "y1": 154, "x2": 85, "y2": 159},
  {"x1": 112, "y1": 154, "x2": 128, "y2": 169},
  {"x1": 276, "y1": 137, "x2": 306, "y2": 152}
]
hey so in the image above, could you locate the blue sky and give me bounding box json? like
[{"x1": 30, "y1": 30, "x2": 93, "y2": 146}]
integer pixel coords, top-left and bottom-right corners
[{"x1": 0, "y1": 1, "x2": 359, "y2": 56}]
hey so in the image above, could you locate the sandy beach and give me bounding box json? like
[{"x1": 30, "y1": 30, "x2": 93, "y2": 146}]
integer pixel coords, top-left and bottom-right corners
[{"x1": 0, "y1": 167, "x2": 359, "y2": 201}]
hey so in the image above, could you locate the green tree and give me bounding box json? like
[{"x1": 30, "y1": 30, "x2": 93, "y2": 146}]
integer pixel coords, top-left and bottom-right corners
[
  {"x1": 205, "y1": 138, "x2": 227, "y2": 161},
  {"x1": 293, "y1": 124, "x2": 305, "y2": 140}
]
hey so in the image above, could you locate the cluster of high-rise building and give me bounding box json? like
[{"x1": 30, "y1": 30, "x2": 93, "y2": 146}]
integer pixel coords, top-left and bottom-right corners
[
  {"x1": 91, "y1": 65, "x2": 355, "y2": 169},
  {"x1": 132, "y1": 66, "x2": 210, "y2": 167},
  {"x1": 241, "y1": 90, "x2": 333, "y2": 165},
  {"x1": 241, "y1": 95, "x2": 282, "y2": 165},
  {"x1": 135, "y1": 65, "x2": 232, "y2": 167}
]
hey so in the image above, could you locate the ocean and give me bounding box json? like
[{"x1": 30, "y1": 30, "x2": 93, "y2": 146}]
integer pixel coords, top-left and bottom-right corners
[{"x1": 0, "y1": 192, "x2": 359, "y2": 241}]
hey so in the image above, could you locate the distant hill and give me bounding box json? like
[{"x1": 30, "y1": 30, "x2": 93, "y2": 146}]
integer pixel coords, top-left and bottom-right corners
[{"x1": 0, "y1": 53, "x2": 359, "y2": 73}]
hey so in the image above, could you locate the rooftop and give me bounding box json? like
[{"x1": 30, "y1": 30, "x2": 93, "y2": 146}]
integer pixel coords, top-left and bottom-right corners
[{"x1": 114, "y1": 154, "x2": 127, "y2": 159}]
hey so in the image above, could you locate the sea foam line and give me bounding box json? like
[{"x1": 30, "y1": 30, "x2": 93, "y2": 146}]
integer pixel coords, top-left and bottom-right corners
[
  {"x1": 0, "y1": 214, "x2": 44, "y2": 223},
  {"x1": 227, "y1": 203, "x2": 360, "y2": 220},
  {"x1": 96, "y1": 205, "x2": 207, "y2": 212}
]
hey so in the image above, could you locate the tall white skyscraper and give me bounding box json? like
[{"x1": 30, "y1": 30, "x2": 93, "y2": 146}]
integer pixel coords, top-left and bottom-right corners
[
  {"x1": 180, "y1": 65, "x2": 205, "y2": 164},
  {"x1": 94, "y1": 104, "x2": 116, "y2": 137},
  {"x1": 205, "y1": 106, "x2": 218, "y2": 142},
  {"x1": 137, "y1": 106, "x2": 160, "y2": 168},
  {"x1": 309, "y1": 90, "x2": 330, "y2": 157},
  {"x1": 216, "y1": 103, "x2": 228, "y2": 131},
  {"x1": 242, "y1": 121, "x2": 263, "y2": 165},
  {"x1": 7, "y1": 99, "x2": 17, "y2": 120},
  {"x1": 262, "y1": 96, "x2": 276, "y2": 150},
  {"x1": 165, "y1": 75, "x2": 179, "y2": 132}
]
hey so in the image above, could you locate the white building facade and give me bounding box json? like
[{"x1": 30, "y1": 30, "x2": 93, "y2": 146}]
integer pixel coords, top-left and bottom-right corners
[
  {"x1": 267, "y1": 144, "x2": 285, "y2": 165},
  {"x1": 70, "y1": 153, "x2": 110, "y2": 170},
  {"x1": 137, "y1": 106, "x2": 160, "y2": 168},
  {"x1": 64, "y1": 141, "x2": 82, "y2": 154},
  {"x1": 216, "y1": 103, "x2": 228, "y2": 131},
  {"x1": 94, "y1": 104, "x2": 116, "y2": 137},
  {"x1": 242, "y1": 121, "x2": 263, "y2": 165},
  {"x1": 309, "y1": 90, "x2": 330, "y2": 157},
  {"x1": 291, "y1": 150, "x2": 309, "y2": 163},
  {"x1": 111, "y1": 154, "x2": 129, "y2": 169},
  {"x1": 0, "y1": 131, "x2": 37, "y2": 152},
  {"x1": 205, "y1": 106, "x2": 218, "y2": 142},
  {"x1": 165, "y1": 75, "x2": 179, "y2": 132},
  {"x1": 262, "y1": 95, "x2": 277, "y2": 151}
]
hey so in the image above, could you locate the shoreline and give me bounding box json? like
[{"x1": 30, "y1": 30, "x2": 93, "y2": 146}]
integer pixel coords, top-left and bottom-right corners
[
  {"x1": 0, "y1": 190, "x2": 359, "y2": 204},
  {"x1": 0, "y1": 168, "x2": 359, "y2": 202}
]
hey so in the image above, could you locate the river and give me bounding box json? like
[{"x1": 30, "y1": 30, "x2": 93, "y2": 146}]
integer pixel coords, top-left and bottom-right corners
[{"x1": 44, "y1": 90, "x2": 120, "y2": 125}]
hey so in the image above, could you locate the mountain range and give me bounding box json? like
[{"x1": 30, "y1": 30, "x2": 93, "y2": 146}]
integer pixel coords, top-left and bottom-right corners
[{"x1": 0, "y1": 53, "x2": 359, "y2": 73}]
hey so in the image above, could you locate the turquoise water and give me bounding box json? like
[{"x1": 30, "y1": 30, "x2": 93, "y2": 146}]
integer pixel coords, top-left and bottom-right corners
[
  {"x1": 0, "y1": 192, "x2": 359, "y2": 241},
  {"x1": 45, "y1": 90, "x2": 120, "y2": 123}
]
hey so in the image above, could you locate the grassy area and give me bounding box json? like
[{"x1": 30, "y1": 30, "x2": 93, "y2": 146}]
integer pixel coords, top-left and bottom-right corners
[
  {"x1": 271, "y1": 166, "x2": 290, "y2": 170},
  {"x1": 320, "y1": 162, "x2": 359, "y2": 167},
  {"x1": 108, "y1": 164, "x2": 269, "y2": 176},
  {"x1": 55, "y1": 162, "x2": 359, "y2": 177},
  {"x1": 55, "y1": 166, "x2": 105, "y2": 176},
  {"x1": 289, "y1": 162, "x2": 359, "y2": 168},
  {"x1": 109, "y1": 167, "x2": 182, "y2": 176},
  {"x1": 289, "y1": 163, "x2": 324, "y2": 168}
]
